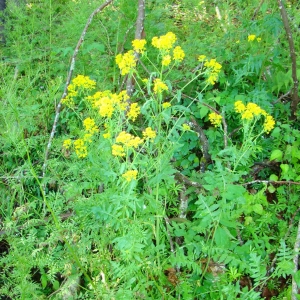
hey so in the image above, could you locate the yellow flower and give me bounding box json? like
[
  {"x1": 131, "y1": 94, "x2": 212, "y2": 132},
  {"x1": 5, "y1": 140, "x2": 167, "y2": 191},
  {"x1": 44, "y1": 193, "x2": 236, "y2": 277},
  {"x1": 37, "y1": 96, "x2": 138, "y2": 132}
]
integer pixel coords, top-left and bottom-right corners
[
  {"x1": 115, "y1": 50, "x2": 136, "y2": 75},
  {"x1": 103, "y1": 132, "x2": 111, "y2": 139},
  {"x1": 127, "y1": 103, "x2": 141, "y2": 121},
  {"x1": 256, "y1": 37, "x2": 261, "y2": 42},
  {"x1": 204, "y1": 59, "x2": 222, "y2": 73},
  {"x1": 182, "y1": 124, "x2": 191, "y2": 131},
  {"x1": 263, "y1": 115, "x2": 275, "y2": 133},
  {"x1": 206, "y1": 73, "x2": 219, "y2": 85},
  {"x1": 72, "y1": 75, "x2": 96, "y2": 90},
  {"x1": 173, "y1": 46, "x2": 185, "y2": 62},
  {"x1": 198, "y1": 55, "x2": 206, "y2": 61},
  {"x1": 63, "y1": 139, "x2": 72, "y2": 149},
  {"x1": 234, "y1": 100, "x2": 246, "y2": 113},
  {"x1": 98, "y1": 99, "x2": 114, "y2": 118},
  {"x1": 116, "y1": 131, "x2": 143, "y2": 148},
  {"x1": 83, "y1": 133, "x2": 93, "y2": 143},
  {"x1": 162, "y1": 55, "x2": 171, "y2": 66},
  {"x1": 162, "y1": 102, "x2": 171, "y2": 109},
  {"x1": 208, "y1": 112, "x2": 222, "y2": 127},
  {"x1": 127, "y1": 136, "x2": 144, "y2": 148},
  {"x1": 152, "y1": 32, "x2": 177, "y2": 51},
  {"x1": 132, "y1": 39, "x2": 146, "y2": 53},
  {"x1": 153, "y1": 78, "x2": 168, "y2": 94},
  {"x1": 241, "y1": 110, "x2": 254, "y2": 120},
  {"x1": 112, "y1": 144, "x2": 125, "y2": 157},
  {"x1": 74, "y1": 139, "x2": 88, "y2": 158},
  {"x1": 116, "y1": 131, "x2": 133, "y2": 145},
  {"x1": 83, "y1": 117, "x2": 99, "y2": 134},
  {"x1": 246, "y1": 103, "x2": 263, "y2": 116},
  {"x1": 122, "y1": 170, "x2": 138, "y2": 182},
  {"x1": 248, "y1": 34, "x2": 256, "y2": 42},
  {"x1": 143, "y1": 127, "x2": 156, "y2": 139}
]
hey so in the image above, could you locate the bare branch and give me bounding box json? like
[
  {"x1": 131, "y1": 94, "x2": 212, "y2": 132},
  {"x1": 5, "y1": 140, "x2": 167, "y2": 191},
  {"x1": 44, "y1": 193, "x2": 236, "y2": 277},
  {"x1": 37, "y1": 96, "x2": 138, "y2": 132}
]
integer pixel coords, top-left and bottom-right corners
[
  {"x1": 251, "y1": 0, "x2": 265, "y2": 20},
  {"x1": 126, "y1": 0, "x2": 145, "y2": 96},
  {"x1": 42, "y1": 0, "x2": 114, "y2": 180},
  {"x1": 189, "y1": 117, "x2": 211, "y2": 172},
  {"x1": 182, "y1": 93, "x2": 228, "y2": 149},
  {"x1": 242, "y1": 180, "x2": 300, "y2": 186},
  {"x1": 174, "y1": 172, "x2": 203, "y2": 188}
]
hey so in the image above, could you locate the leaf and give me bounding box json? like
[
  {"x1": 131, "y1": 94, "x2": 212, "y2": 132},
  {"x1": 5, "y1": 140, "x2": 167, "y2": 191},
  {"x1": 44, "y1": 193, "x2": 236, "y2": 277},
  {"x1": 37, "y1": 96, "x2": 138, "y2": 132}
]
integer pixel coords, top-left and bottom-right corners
[
  {"x1": 269, "y1": 174, "x2": 278, "y2": 181},
  {"x1": 280, "y1": 164, "x2": 289, "y2": 174},
  {"x1": 270, "y1": 149, "x2": 283, "y2": 161},
  {"x1": 199, "y1": 106, "x2": 209, "y2": 119},
  {"x1": 268, "y1": 185, "x2": 276, "y2": 193},
  {"x1": 214, "y1": 227, "x2": 230, "y2": 248},
  {"x1": 53, "y1": 280, "x2": 60, "y2": 290},
  {"x1": 41, "y1": 274, "x2": 48, "y2": 289},
  {"x1": 252, "y1": 204, "x2": 264, "y2": 215}
]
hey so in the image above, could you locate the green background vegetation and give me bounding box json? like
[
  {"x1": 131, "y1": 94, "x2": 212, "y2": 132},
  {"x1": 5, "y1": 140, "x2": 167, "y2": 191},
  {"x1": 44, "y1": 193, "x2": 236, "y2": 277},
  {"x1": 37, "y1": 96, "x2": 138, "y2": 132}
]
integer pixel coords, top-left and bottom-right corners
[{"x1": 0, "y1": 0, "x2": 300, "y2": 299}]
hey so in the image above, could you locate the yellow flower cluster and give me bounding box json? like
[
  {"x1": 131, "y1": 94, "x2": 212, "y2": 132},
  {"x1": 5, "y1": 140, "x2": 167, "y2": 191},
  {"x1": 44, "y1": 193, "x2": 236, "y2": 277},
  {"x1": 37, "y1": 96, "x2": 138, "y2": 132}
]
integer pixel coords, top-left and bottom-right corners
[
  {"x1": 203, "y1": 58, "x2": 222, "y2": 85},
  {"x1": 86, "y1": 90, "x2": 129, "y2": 119},
  {"x1": 248, "y1": 34, "x2": 261, "y2": 42},
  {"x1": 132, "y1": 39, "x2": 147, "y2": 53},
  {"x1": 72, "y1": 75, "x2": 96, "y2": 90},
  {"x1": 162, "y1": 102, "x2": 171, "y2": 109},
  {"x1": 112, "y1": 144, "x2": 125, "y2": 157},
  {"x1": 208, "y1": 112, "x2": 222, "y2": 127},
  {"x1": 182, "y1": 124, "x2": 191, "y2": 131},
  {"x1": 112, "y1": 131, "x2": 144, "y2": 157},
  {"x1": 234, "y1": 100, "x2": 275, "y2": 133},
  {"x1": 62, "y1": 75, "x2": 96, "y2": 107},
  {"x1": 162, "y1": 55, "x2": 172, "y2": 66},
  {"x1": 153, "y1": 78, "x2": 168, "y2": 94},
  {"x1": 63, "y1": 139, "x2": 72, "y2": 149},
  {"x1": 122, "y1": 170, "x2": 138, "y2": 182},
  {"x1": 205, "y1": 59, "x2": 222, "y2": 73},
  {"x1": 173, "y1": 46, "x2": 185, "y2": 62},
  {"x1": 115, "y1": 50, "x2": 136, "y2": 75},
  {"x1": 127, "y1": 103, "x2": 141, "y2": 121},
  {"x1": 62, "y1": 116, "x2": 99, "y2": 158},
  {"x1": 142, "y1": 127, "x2": 156, "y2": 140},
  {"x1": 83, "y1": 117, "x2": 99, "y2": 135},
  {"x1": 74, "y1": 138, "x2": 87, "y2": 158},
  {"x1": 198, "y1": 55, "x2": 206, "y2": 62},
  {"x1": 264, "y1": 115, "x2": 275, "y2": 133},
  {"x1": 152, "y1": 32, "x2": 177, "y2": 51},
  {"x1": 116, "y1": 131, "x2": 144, "y2": 148},
  {"x1": 154, "y1": 34, "x2": 185, "y2": 66}
]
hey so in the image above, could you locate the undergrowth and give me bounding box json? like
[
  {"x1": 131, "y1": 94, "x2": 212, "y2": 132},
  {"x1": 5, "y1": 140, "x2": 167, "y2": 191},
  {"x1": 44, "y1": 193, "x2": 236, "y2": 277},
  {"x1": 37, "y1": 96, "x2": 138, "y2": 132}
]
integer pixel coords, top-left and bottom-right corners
[{"x1": 0, "y1": 0, "x2": 299, "y2": 299}]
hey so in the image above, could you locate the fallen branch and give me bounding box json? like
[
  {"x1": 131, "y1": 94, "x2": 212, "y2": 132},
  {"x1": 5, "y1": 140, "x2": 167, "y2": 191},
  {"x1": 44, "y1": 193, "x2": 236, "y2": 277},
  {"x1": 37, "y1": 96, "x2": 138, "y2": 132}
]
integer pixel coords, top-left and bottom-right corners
[
  {"x1": 189, "y1": 116, "x2": 211, "y2": 172},
  {"x1": 42, "y1": 0, "x2": 114, "y2": 179},
  {"x1": 242, "y1": 180, "x2": 300, "y2": 186},
  {"x1": 182, "y1": 93, "x2": 228, "y2": 148},
  {"x1": 174, "y1": 172, "x2": 203, "y2": 188},
  {"x1": 251, "y1": 0, "x2": 265, "y2": 20}
]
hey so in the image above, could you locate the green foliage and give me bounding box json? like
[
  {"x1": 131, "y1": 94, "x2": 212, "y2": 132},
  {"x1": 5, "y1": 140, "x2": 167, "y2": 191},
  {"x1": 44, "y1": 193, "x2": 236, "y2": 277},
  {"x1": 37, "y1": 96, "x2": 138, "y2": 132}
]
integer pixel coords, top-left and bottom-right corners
[{"x1": 1, "y1": 0, "x2": 299, "y2": 299}]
